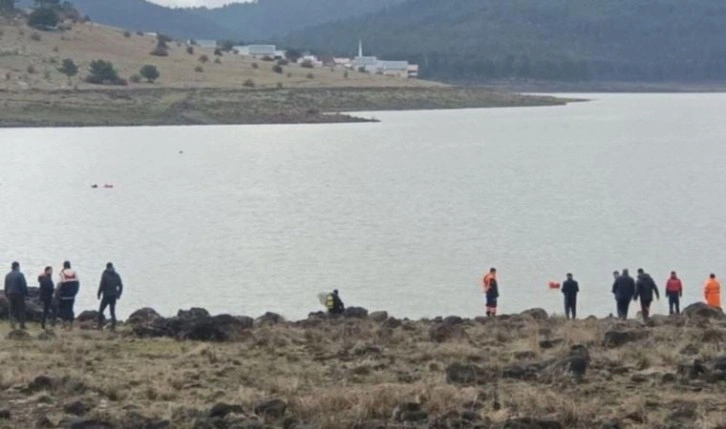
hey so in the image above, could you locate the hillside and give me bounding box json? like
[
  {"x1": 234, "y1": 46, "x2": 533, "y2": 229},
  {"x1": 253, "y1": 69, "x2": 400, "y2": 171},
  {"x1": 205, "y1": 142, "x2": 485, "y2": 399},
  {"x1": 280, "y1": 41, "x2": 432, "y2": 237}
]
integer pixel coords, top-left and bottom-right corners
[
  {"x1": 0, "y1": 19, "x2": 432, "y2": 90},
  {"x1": 285, "y1": 0, "x2": 726, "y2": 83}
]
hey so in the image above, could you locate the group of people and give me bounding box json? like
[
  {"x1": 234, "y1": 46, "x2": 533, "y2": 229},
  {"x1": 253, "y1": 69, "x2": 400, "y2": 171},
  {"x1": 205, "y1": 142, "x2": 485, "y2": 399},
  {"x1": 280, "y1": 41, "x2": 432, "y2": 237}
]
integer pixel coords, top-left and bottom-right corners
[
  {"x1": 482, "y1": 268, "x2": 723, "y2": 320},
  {"x1": 3, "y1": 261, "x2": 124, "y2": 330}
]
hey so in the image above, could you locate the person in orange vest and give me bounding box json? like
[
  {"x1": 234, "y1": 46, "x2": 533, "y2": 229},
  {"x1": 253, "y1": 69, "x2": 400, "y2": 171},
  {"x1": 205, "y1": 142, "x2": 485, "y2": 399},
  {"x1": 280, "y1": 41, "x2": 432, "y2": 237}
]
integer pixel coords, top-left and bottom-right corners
[
  {"x1": 482, "y1": 268, "x2": 498, "y2": 317},
  {"x1": 704, "y1": 273, "x2": 722, "y2": 309}
]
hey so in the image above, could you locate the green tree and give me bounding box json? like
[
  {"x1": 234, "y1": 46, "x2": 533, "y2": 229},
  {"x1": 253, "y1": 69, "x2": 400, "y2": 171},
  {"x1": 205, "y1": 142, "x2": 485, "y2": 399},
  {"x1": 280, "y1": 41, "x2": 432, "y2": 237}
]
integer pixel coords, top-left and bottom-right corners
[
  {"x1": 218, "y1": 40, "x2": 235, "y2": 51},
  {"x1": 139, "y1": 64, "x2": 160, "y2": 83},
  {"x1": 85, "y1": 59, "x2": 123, "y2": 85},
  {"x1": 0, "y1": 0, "x2": 16, "y2": 13},
  {"x1": 58, "y1": 58, "x2": 78, "y2": 84},
  {"x1": 28, "y1": 7, "x2": 59, "y2": 29}
]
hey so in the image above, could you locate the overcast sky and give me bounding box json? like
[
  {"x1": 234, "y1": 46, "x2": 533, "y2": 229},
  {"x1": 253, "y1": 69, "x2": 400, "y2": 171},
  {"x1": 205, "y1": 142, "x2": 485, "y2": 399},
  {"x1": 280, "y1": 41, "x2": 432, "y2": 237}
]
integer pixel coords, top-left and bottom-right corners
[{"x1": 148, "y1": 0, "x2": 243, "y2": 7}]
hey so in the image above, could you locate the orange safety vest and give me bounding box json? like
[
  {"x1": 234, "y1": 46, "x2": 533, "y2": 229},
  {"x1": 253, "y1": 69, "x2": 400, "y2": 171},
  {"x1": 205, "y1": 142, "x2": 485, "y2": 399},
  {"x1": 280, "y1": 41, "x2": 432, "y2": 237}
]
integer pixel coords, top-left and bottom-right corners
[
  {"x1": 483, "y1": 273, "x2": 496, "y2": 293},
  {"x1": 705, "y1": 278, "x2": 722, "y2": 308}
]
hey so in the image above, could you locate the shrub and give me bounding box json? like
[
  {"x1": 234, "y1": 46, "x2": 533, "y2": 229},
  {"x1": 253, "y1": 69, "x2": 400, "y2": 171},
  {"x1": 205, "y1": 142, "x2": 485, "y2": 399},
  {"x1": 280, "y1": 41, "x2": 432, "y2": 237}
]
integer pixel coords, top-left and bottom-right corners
[
  {"x1": 28, "y1": 8, "x2": 60, "y2": 29},
  {"x1": 4, "y1": 72, "x2": 10, "y2": 80},
  {"x1": 58, "y1": 58, "x2": 78, "y2": 83},
  {"x1": 139, "y1": 64, "x2": 160, "y2": 83},
  {"x1": 30, "y1": 32, "x2": 42, "y2": 41},
  {"x1": 358, "y1": 66, "x2": 366, "y2": 73},
  {"x1": 175, "y1": 41, "x2": 181, "y2": 48},
  {"x1": 218, "y1": 40, "x2": 234, "y2": 51},
  {"x1": 300, "y1": 59, "x2": 314, "y2": 69},
  {"x1": 188, "y1": 38, "x2": 197, "y2": 45},
  {"x1": 242, "y1": 79, "x2": 255, "y2": 88},
  {"x1": 48, "y1": 57, "x2": 57, "y2": 64},
  {"x1": 136, "y1": 31, "x2": 143, "y2": 36},
  {"x1": 261, "y1": 55, "x2": 274, "y2": 62},
  {"x1": 129, "y1": 74, "x2": 141, "y2": 83},
  {"x1": 286, "y1": 72, "x2": 292, "y2": 78},
  {"x1": 43, "y1": 70, "x2": 51, "y2": 79},
  {"x1": 285, "y1": 49, "x2": 301, "y2": 62},
  {"x1": 198, "y1": 54, "x2": 209, "y2": 63},
  {"x1": 344, "y1": 70, "x2": 349, "y2": 79},
  {"x1": 194, "y1": 65, "x2": 203, "y2": 73},
  {"x1": 251, "y1": 62, "x2": 258, "y2": 69},
  {"x1": 27, "y1": 64, "x2": 36, "y2": 74},
  {"x1": 52, "y1": 45, "x2": 58, "y2": 52},
  {"x1": 156, "y1": 33, "x2": 172, "y2": 45},
  {"x1": 85, "y1": 59, "x2": 125, "y2": 85},
  {"x1": 123, "y1": 30, "x2": 131, "y2": 38},
  {"x1": 186, "y1": 46, "x2": 194, "y2": 55},
  {"x1": 213, "y1": 48, "x2": 222, "y2": 56},
  {"x1": 276, "y1": 82, "x2": 283, "y2": 89},
  {"x1": 150, "y1": 46, "x2": 168, "y2": 57},
  {"x1": 272, "y1": 64, "x2": 283, "y2": 74},
  {"x1": 214, "y1": 57, "x2": 221, "y2": 64},
  {"x1": 306, "y1": 72, "x2": 314, "y2": 79},
  {"x1": 277, "y1": 59, "x2": 289, "y2": 66}
]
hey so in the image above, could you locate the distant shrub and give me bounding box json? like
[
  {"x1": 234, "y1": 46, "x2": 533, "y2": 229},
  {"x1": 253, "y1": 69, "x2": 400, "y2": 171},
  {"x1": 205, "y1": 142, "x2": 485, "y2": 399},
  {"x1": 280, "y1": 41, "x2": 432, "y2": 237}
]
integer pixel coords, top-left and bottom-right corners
[
  {"x1": 272, "y1": 64, "x2": 283, "y2": 74},
  {"x1": 188, "y1": 38, "x2": 197, "y2": 46},
  {"x1": 276, "y1": 59, "x2": 289, "y2": 66},
  {"x1": 5, "y1": 72, "x2": 10, "y2": 80},
  {"x1": 242, "y1": 79, "x2": 255, "y2": 88},
  {"x1": 198, "y1": 54, "x2": 209, "y2": 63},
  {"x1": 85, "y1": 59, "x2": 125, "y2": 85},
  {"x1": 82, "y1": 15, "x2": 90, "y2": 23},
  {"x1": 214, "y1": 57, "x2": 221, "y2": 64},
  {"x1": 175, "y1": 41, "x2": 182, "y2": 48},
  {"x1": 358, "y1": 66, "x2": 366, "y2": 73},
  {"x1": 300, "y1": 59, "x2": 314, "y2": 69},
  {"x1": 139, "y1": 64, "x2": 160, "y2": 82},
  {"x1": 58, "y1": 58, "x2": 78, "y2": 83},
  {"x1": 150, "y1": 46, "x2": 168, "y2": 57},
  {"x1": 156, "y1": 33, "x2": 172, "y2": 44},
  {"x1": 52, "y1": 45, "x2": 59, "y2": 53},
  {"x1": 43, "y1": 70, "x2": 51, "y2": 80},
  {"x1": 30, "y1": 32, "x2": 42, "y2": 41},
  {"x1": 17, "y1": 28, "x2": 24, "y2": 36},
  {"x1": 26, "y1": 64, "x2": 36, "y2": 74},
  {"x1": 48, "y1": 57, "x2": 57, "y2": 64},
  {"x1": 261, "y1": 55, "x2": 274, "y2": 62},
  {"x1": 123, "y1": 30, "x2": 131, "y2": 38},
  {"x1": 28, "y1": 8, "x2": 60, "y2": 30},
  {"x1": 251, "y1": 62, "x2": 258, "y2": 69},
  {"x1": 194, "y1": 65, "x2": 203, "y2": 73},
  {"x1": 186, "y1": 46, "x2": 194, "y2": 55},
  {"x1": 286, "y1": 72, "x2": 292, "y2": 78},
  {"x1": 218, "y1": 40, "x2": 234, "y2": 52},
  {"x1": 276, "y1": 82, "x2": 283, "y2": 89},
  {"x1": 129, "y1": 74, "x2": 141, "y2": 83},
  {"x1": 344, "y1": 70, "x2": 349, "y2": 79},
  {"x1": 136, "y1": 31, "x2": 143, "y2": 36},
  {"x1": 306, "y1": 72, "x2": 314, "y2": 79},
  {"x1": 213, "y1": 48, "x2": 222, "y2": 57}
]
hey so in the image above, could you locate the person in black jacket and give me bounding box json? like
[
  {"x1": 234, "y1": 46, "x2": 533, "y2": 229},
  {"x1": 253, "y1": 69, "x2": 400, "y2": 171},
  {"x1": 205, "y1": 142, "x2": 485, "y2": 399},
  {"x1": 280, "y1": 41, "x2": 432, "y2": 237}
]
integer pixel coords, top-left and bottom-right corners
[
  {"x1": 486, "y1": 278, "x2": 500, "y2": 317},
  {"x1": 4, "y1": 262, "x2": 28, "y2": 330},
  {"x1": 612, "y1": 269, "x2": 636, "y2": 320},
  {"x1": 561, "y1": 273, "x2": 580, "y2": 320},
  {"x1": 38, "y1": 266, "x2": 55, "y2": 330},
  {"x1": 635, "y1": 268, "x2": 660, "y2": 320},
  {"x1": 97, "y1": 262, "x2": 123, "y2": 330}
]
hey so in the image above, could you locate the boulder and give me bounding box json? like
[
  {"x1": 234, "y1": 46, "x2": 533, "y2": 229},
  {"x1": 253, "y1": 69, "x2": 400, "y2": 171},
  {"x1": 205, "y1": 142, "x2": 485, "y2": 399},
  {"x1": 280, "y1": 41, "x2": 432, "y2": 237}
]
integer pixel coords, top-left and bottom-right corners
[
  {"x1": 177, "y1": 308, "x2": 211, "y2": 320},
  {"x1": 568, "y1": 345, "x2": 590, "y2": 381},
  {"x1": 343, "y1": 307, "x2": 369, "y2": 319},
  {"x1": 209, "y1": 403, "x2": 244, "y2": 418},
  {"x1": 118, "y1": 412, "x2": 170, "y2": 429},
  {"x1": 683, "y1": 302, "x2": 724, "y2": 320},
  {"x1": 443, "y1": 315, "x2": 464, "y2": 325},
  {"x1": 69, "y1": 418, "x2": 114, "y2": 429},
  {"x1": 235, "y1": 316, "x2": 255, "y2": 329},
  {"x1": 127, "y1": 307, "x2": 163, "y2": 325},
  {"x1": 64, "y1": 399, "x2": 91, "y2": 416},
  {"x1": 445, "y1": 363, "x2": 488, "y2": 385},
  {"x1": 0, "y1": 409, "x2": 10, "y2": 419},
  {"x1": 255, "y1": 312, "x2": 285, "y2": 326},
  {"x1": 254, "y1": 399, "x2": 287, "y2": 418},
  {"x1": 77, "y1": 311, "x2": 102, "y2": 323},
  {"x1": 429, "y1": 323, "x2": 468, "y2": 343},
  {"x1": 35, "y1": 415, "x2": 53, "y2": 428},
  {"x1": 603, "y1": 329, "x2": 649, "y2": 348},
  {"x1": 382, "y1": 317, "x2": 402, "y2": 329},
  {"x1": 6, "y1": 329, "x2": 31, "y2": 340},
  {"x1": 28, "y1": 375, "x2": 54, "y2": 392},
  {"x1": 539, "y1": 339, "x2": 564, "y2": 349},
  {"x1": 172, "y1": 314, "x2": 250, "y2": 342},
  {"x1": 369, "y1": 311, "x2": 388, "y2": 323},
  {"x1": 131, "y1": 318, "x2": 171, "y2": 338},
  {"x1": 520, "y1": 308, "x2": 549, "y2": 321}
]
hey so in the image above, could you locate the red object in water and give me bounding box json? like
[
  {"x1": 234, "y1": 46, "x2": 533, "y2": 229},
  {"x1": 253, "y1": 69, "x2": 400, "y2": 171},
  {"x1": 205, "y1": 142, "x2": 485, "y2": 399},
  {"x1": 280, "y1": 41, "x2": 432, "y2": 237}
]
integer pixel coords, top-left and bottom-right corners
[{"x1": 548, "y1": 281, "x2": 561, "y2": 289}]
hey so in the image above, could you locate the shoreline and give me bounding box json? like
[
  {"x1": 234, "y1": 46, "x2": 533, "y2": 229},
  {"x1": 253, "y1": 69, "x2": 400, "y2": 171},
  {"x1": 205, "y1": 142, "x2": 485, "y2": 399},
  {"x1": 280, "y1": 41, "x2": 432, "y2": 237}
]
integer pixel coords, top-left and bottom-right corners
[{"x1": 0, "y1": 87, "x2": 577, "y2": 128}]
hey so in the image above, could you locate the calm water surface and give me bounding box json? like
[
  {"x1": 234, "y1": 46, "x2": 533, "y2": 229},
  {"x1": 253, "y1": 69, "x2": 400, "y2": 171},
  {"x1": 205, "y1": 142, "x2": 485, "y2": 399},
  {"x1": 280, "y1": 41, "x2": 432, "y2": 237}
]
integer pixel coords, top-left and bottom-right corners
[{"x1": 1, "y1": 93, "x2": 726, "y2": 319}]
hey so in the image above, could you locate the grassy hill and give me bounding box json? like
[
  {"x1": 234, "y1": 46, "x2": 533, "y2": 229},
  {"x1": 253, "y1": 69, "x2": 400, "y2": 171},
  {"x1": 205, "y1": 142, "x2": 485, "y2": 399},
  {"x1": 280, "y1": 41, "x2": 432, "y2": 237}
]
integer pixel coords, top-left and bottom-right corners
[
  {"x1": 0, "y1": 19, "x2": 432, "y2": 90},
  {"x1": 285, "y1": 0, "x2": 726, "y2": 83}
]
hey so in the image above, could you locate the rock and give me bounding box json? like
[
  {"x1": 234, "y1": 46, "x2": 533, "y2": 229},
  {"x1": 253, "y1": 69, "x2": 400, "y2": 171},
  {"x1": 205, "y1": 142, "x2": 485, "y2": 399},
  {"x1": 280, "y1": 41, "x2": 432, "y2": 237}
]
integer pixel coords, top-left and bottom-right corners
[
  {"x1": 369, "y1": 311, "x2": 388, "y2": 323},
  {"x1": 0, "y1": 409, "x2": 10, "y2": 419},
  {"x1": 662, "y1": 373, "x2": 677, "y2": 383},
  {"x1": 6, "y1": 329, "x2": 31, "y2": 340},
  {"x1": 443, "y1": 315, "x2": 464, "y2": 325},
  {"x1": 28, "y1": 375, "x2": 54, "y2": 392},
  {"x1": 172, "y1": 314, "x2": 250, "y2": 342},
  {"x1": 598, "y1": 420, "x2": 622, "y2": 429},
  {"x1": 37, "y1": 330, "x2": 57, "y2": 341},
  {"x1": 429, "y1": 323, "x2": 468, "y2": 343},
  {"x1": 35, "y1": 415, "x2": 53, "y2": 428},
  {"x1": 177, "y1": 307, "x2": 211, "y2": 320},
  {"x1": 235, "y1": 316, "x2": 255, "y2": 329},
  {"x1": 77, "y1": 310, "x2": 102, "y2": 323},
  {"x1": 119, "y1": 412, "x2": 170, "y2": 429},
  {"x1": 343, "y1": 307, "x2": 369, "y2": 319},
  {"x1": 711, "y1": 356, "x2": 726, "y2": 372},
  {"x1": 127, "y1": 307, "x2": 163, "y2": 325},
  {"x1": 603, "y1": 329, "x2": 649, "y2": 348},
  {"x1": 400, "y1": 411, "x2": 428, "y2": 422},
  {"x1": 69, "y1": 418, "x2": 114, "y2": 429},
  {"x1": 351, "y1": 342, "x2": 381, "y2": 356},
  {"x1": 494, "y1": 418, "x2": 563, "y2": 429},
  {"x1": 514, "y1": 351, "x2": 537, "y2": 360},
  {"x1": 446, "y1": 363, "x2": 488, "y2": 385},
  {"x1": 209, "y1": 403, "x2": 244, "y2": 418},
  {"x1": 254, "y1": 399, "x2": 287, "y2": 418},
  {"x1": 520, "y1": 308, "x2": 549, "y2": 321},
  {"x1": 569, "y1": 345, "x2": 590, "y2": 381},
  {"x1": 64, "y1": 399, "x2": 91, "y2": 416},
  {"x1": 393, "y1": 403, "x2": 423, "y2": 422},
  {"x1": 630, "y1": 374, "x2": 648, "y2": 383},
  {"x1": 683, "y1": 302, "x2": 724, "y2": 320},
  {"x1": 131, "y1": 318, "x2": 171, "y2": 338},
  {"x1": 539, "y1": 339, "x2": 564, "y2": 349},
  {"x1": 382, "y1": 317, "x2": 402, "y2": 329},
  {"x1": 255, "y1": 312, "x2": 285, "y2": 326}
]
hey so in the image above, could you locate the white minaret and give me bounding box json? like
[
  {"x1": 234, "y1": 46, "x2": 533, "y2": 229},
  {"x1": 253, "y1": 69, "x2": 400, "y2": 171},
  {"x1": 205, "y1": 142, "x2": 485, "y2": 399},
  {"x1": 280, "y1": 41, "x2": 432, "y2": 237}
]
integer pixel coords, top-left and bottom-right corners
[{"x1": 358, "y1": 39, "x2": 363, "y2": 58}]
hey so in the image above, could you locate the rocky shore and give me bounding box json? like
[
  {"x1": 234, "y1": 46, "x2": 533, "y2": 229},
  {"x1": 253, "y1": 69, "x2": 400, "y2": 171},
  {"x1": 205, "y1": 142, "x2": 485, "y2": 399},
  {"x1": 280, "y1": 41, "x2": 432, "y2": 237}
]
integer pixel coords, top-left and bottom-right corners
[{"x1": 0, "y1": 292, "x2": 725, "y2": 429}]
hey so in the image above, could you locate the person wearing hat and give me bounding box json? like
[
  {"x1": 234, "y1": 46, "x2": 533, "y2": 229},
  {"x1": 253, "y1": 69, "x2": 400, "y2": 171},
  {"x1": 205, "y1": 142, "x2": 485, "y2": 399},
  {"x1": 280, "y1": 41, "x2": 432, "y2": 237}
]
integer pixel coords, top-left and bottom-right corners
[
  {"x1": 561, "y1": 273, "x2": 580, "y2": 320},
  {"x1": 97, "y1": 262, "x2": 123, "y2": 330}
]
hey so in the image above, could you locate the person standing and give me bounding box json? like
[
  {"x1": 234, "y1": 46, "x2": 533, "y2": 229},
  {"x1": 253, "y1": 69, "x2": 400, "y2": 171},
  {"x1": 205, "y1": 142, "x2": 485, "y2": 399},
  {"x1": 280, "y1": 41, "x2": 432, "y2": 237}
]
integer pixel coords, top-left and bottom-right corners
[
  {"x1": 4, "y1": 262, "x2": 28, "y2": 330},
  {"x1": 561, "y1": 273, "x2": 580, "y2": 320},
  {"x1": 612, "y1": 269, "x2": 636, "y2": 320},
  {"x1": 97, "y1": 263, "x2": 123, "y2": 330},
  {"x1": 57, "y1": 261, "x2": 80, "y2": 329},
  {"x1": 635, "y1": 268, "x2": 660, "y2": 320},
  {"x1": 325, "y1": 290, "x2": 345, "y2": 315},
  {"x1": 38, "y1": 266, "x2": 55, "y2": 329},
  {"x1": 665, "y1": 271, "x2": 683, "y2": 315},
  {"x1": 704, "y1": 274, "x2": 722, "y2": 309},
  {"x1": 483, "y1": 268, "x2": 498, "y2": 317}
]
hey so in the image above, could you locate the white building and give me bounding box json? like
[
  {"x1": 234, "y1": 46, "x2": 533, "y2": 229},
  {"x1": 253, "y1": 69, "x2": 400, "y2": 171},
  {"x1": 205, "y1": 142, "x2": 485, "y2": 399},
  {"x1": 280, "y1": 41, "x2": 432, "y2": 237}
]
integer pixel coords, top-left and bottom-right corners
[
  {"x1": 349, "y1": 40, "x2": 418, "y2": 78},
  {"x1": 237, "y1": 45, "x2": 277, "y2": 58},
  {"x1": 194, "y1": 39, "x2": 217, "y2": 49}
]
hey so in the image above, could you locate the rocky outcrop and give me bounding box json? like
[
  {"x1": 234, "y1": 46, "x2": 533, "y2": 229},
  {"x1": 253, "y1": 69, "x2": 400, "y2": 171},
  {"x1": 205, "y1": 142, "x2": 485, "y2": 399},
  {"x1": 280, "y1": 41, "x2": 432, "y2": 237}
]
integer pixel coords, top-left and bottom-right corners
[
  {"x1": 603, "y1": 328, "x2": 649, "y2": 348},
  {"x1": 369, "y1": 311, "x2": 388, "y2": 323},
  {"x1": 520, "y1": 308, "x2": 549, "y2": 321},
  {"x1": 255, "y1": 312, "x2": 285, "y2": 326},
  {"x1": 429, "y1": 323, "x2": 468, "y2": 343},
  {"x1": 683, "y1": 303, "x2": 724, "y2": 320},
  {"x1": 445, "y1": 363, "x2": 489, "y2": 385},
  {"x1": 343, "y1": 307, "x2": 369, "y2": 319},
  {"x1": 127, "y1": 307, "x2": 163, "y2": 325}
]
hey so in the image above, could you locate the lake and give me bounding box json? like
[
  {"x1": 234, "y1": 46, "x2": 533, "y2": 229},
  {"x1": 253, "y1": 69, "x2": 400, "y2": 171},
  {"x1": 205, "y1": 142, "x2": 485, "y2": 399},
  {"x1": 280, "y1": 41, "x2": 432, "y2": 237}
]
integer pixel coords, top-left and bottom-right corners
[{"x1": 1, "y1": 93, "x2": 726, "y2": 320}]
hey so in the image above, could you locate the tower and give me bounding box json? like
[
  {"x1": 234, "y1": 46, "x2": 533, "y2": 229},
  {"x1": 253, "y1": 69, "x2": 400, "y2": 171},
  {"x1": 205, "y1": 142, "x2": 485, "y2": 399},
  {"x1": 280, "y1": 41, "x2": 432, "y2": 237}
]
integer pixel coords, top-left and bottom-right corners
[{"x1": 358, "y1": 39, "x2": 363, "y2": 58}]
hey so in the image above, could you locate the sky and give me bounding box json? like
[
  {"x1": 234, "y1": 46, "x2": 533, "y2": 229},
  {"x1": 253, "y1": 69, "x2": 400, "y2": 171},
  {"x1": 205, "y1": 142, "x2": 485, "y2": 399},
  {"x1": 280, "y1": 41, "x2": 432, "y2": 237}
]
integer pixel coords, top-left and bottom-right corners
[{"x1": 148, "y1": 0, "x2": 244, "y2": 7}]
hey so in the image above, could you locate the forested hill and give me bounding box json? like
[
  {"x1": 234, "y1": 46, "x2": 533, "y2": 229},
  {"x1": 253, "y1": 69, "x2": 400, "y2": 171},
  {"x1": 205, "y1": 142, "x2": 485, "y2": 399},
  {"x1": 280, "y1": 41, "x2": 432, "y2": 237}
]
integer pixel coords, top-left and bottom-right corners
[
  {"x1": 23, "y1": 0, "x2": 406, "y2": 41},
  {"x1": 285, "y1": 0, "x2": 726, "y2": 83}
]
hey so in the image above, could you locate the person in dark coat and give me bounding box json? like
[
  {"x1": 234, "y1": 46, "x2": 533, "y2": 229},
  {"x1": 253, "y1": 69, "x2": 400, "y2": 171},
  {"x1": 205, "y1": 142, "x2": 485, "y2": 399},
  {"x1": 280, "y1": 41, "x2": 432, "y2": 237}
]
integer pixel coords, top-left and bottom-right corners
[
  {"x1": 326, "y1": 290, "x2": 345, "y2": 315},
  {"x1": 485, "y1": 278, "x2": 500, "y2": 317},
  {"x1": 612, "y1": 269, "x2": 636, "y2": 320},
  {"x1": 561, "y1": 273, "x2": 580, "y2": 320},
  {"x1": 97, "y1": 262, "x2": 123, "y2": 330},
  {"x1": 4, "y1": 262, "x2": 28, "y2": 330},
  {"x1": 38, "y1": 266, "x2": 55, "y2": 330},
  {"x1": 635, "y1": 268, "x2": 660, "y2": 320}
]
